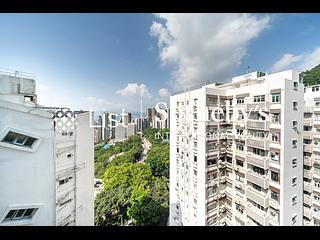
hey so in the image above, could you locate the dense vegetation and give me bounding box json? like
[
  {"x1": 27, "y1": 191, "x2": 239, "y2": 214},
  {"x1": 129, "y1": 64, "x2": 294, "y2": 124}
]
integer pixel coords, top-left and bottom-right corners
[
  {"x1": 301, "y1": 64, "x2": 320, "y2": 86},
  {"x1": 94, "y1": 128, "x2": 170, "y2": 226},
  {"x1": 94, "y1": 135, "x2": 143, "y2": 178}
]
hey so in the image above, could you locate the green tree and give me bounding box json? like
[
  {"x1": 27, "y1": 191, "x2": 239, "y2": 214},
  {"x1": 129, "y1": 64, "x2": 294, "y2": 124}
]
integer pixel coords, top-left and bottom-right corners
[
  {"x1": 145, "y1": 143, "x2": 169, "y2": 178},
  {"x1": 301, "y1": 64, "x2": 320, "y2": 86}
]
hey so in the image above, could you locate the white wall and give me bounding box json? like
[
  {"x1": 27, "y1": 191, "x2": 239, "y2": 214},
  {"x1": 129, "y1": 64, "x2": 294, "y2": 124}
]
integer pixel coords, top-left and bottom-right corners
[{"x1": 0, "y1": 100, "x2": 56, "y2": 226}]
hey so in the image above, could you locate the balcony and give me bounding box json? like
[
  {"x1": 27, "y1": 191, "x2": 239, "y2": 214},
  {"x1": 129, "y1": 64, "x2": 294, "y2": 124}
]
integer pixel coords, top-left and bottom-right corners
[
  {"x1": 246, "y1": 187, "x2": 269, "y2": 208},
  {"x1": 246, "y1": 138, "x2": 270, "y2": 150},
  {"x1": 304, "y1": 156, "x2": 313, "y2": 166},
  {"x1": 234, "y1": 210, "x2": 245, "y2": 221},
  {"x1": 206, "y1": 164, "x2": 218, "y2": 172},
  {"x1": 304, "y1": 106, "x2": 313, "y2": 113},
  {"x1": 207, "y1": 208, "x2": 218, "y2": 218},
  {"x1": 303, "y1": 131, "x2": 313, "y2": 139},
  {"x1": 304, "y1": 181, "x2": 313, "y2": 193},
  {"x1": 304, "y1": 206, "x2": 312, "y2": 220},
  {"x1": 206, "y1": 149, "x2": 219, "y2": 158},
  {"x1": 304, "y1": 193, "x2": 312, "y2": 206},
  {"x1": 246, "y1": 101, "x2": 270, "y2": 111},
  {"x1": 304, "y1": 118, "x2": 313, "y2": 126},
  {"x1": 246, "y1": 203, "x2": 269, "y2": 226},
  {"x1": 246, "y1": 120, "x2": 270, "y2": 131},
  {"x1": 304, "y1": 144, "x2": 313, "y2": 153},
  {"x1": 304, "y1": 169, "x2": 313, "y2": 179},
  {"x1": 246, "y1": 170, "x2": 269, "y2": 188},
  {"x1": 207, "y1": 194, "x2": 218, "y2": 204},
  {"x1": 246, "y1": 219, "x2": 259, "y2": 226},
  {"x1": 246, "y1": 153, "x2": 269, "y2": 170}
]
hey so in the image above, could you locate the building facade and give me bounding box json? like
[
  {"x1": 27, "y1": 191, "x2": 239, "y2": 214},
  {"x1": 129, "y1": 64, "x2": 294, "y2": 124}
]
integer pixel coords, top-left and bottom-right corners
[
  {"x1": 303, "y1": 85, "x2": 320, "y2": 226},
  {"x1": 169, "y1": 70, "x2": 304, "y2": 226},
  {"x1": 0, "y1": 69, "x2": 94, "y2": 226}
]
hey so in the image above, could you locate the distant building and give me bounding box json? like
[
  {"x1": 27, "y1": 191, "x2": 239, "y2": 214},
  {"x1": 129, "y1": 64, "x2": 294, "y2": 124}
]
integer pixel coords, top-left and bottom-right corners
[
  {"x1": 127, "y1": 123, "x2": 137, "y2": 137},
  {"x1": 115, "y1": 124, "x2": 127, "y2": 141},
  {"x1": 93, "y1": 116, "x2": 103, "y2": 143}
]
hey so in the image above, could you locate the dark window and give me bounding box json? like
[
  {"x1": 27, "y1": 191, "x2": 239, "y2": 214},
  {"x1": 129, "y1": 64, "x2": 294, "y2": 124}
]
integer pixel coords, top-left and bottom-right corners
[{"x1": 1, "y1": 131, "x2": 37, "y2": 148}]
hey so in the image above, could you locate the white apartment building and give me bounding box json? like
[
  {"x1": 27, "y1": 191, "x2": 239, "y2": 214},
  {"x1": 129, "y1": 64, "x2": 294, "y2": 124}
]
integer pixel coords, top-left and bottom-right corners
[
  {"x1": 170, "y1": 70, "x2": 304, "y2": 226},
  {"x1": 0, "y1": 69, "x2": 94, "y2": 226},
  {"x1": 303, "y1": 85, "x2": 320, "y2": 226}
]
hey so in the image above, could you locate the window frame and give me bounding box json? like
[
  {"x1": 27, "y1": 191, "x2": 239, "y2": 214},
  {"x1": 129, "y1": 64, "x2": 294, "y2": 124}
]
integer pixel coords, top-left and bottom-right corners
[{"x1": 0, "y1": 128, "x2": 41, "y2": 153}]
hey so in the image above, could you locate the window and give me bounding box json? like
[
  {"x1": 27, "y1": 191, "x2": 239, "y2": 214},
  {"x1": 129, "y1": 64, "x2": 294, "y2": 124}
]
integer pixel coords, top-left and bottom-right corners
[
  {"x1": 235, "y1": 203, "x2": 244, "y2": 214},
  {"x1": 235, "y1": 174, "x2": 244, "y2": 183},
  {"x1": 293, "y1": 82, "x2": 298, "y2": 90},
  {"x1": 236, "y1": 144, "x2": 244, "y2": 151},
  {"x1": 271, "y1": 133, "x2": 280, "y2": 143},
  {"x1": 271, "y1": 171, "x2": 280, "y2": 183},
  {"x1": 177, "y1": 148, "x2": 179, "y2": 153},
  {"x1": 292, "y1": 158, "x2": 297, "y2": 168},
  {"x1": 271, "y1": 190, "x2": 280, "y2": 202},
  {"x1": 291, "y1": 214, "x2": 297, "y2": 225},
  {"x1": 293, "y1": 102, "x2": 298, "y2": 110},
  {"x1": 272, "y1": 113, "x2": 280, "y2": 123},
  {"x1": 194, "y1": 156, "x2": 197, "y2": 162},
  {"x1": 270, "y1": 207, "x2": 280, "y2": 222},
  {"x1": 237, "y1": 98, "x2": 244, "y2": 104},
  {"x1": 271, "y1": 152, "x2": 280, "y2": 163},
  {"x1": 1, "y1": 131, "x2": 37, "y2": 148},
  {"x1": 293, "y1": 121, "x2": 298, "y2": 129},
  {"x1": 236, "y1": 159, "x2": 244, "y2": 167},
  {"x1": 272, "y1": 93, "x2": 280, "y2": 103},
  {"x1": 207, "y1": 202, "x2": 217, "y2": 213},
  {"x1": 292, "y1": 177, "x2": 297, "y2": 186},
  {"x1": 312, "y1": 86, "x2": 319, "y2": 92},
  {"x1": 253, "y1": 95, "x2": 265, "y2": 103},
  {"x1": 208, "y1": 187, "x2": 217, "y2": 197},
  {"x1": 292, "y1": 140, "x2": 297, "y2": 148},
  {"x1": 67, "y1": 153, "x2": 73, "y2": 158},
  {"x1": 3, "y1": 208, "x2": 38, "y2": 222},
  {"x1": 292, "y1": 195, "x2": 297, "y2": 206},
  {"x1": 59, "y1": 176, "x2": 73, "y2": 185}
]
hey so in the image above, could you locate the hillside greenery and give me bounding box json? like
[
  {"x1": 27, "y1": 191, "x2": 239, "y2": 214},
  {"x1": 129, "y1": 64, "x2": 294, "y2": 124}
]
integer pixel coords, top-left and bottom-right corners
[{"x1": 301, "y1": 64, "x2": 320, "y2": 86}]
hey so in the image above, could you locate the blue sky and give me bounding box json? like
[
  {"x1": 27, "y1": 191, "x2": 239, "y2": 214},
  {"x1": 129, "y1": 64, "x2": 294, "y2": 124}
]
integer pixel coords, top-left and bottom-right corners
[{"x1": 0, "y1": 13, "x2": 320, "y2": 113}]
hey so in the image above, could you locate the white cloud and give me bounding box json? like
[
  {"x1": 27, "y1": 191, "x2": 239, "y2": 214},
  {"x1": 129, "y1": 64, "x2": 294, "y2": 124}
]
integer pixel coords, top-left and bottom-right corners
[
  {"x1": 271, "y1": 47, "x2": 320, "y2": 73},
  {"x1": 116, "y1": 83, "x2": 152, "y2": 99},
  {"x1": 158, "y1": 88, "x2": 170, "y2": 97},
  {"x1": 150, "y1": 13, "x2": 270, "y2": 89},
  {"x1": 271, "y1": 54, "x2": 304, "y2": 73}
]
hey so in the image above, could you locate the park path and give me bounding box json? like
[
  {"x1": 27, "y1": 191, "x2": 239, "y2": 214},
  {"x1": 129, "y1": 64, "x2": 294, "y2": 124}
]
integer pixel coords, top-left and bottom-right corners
[{"x1": 137, "y1": 137, "x2": 152, "y2": 163}]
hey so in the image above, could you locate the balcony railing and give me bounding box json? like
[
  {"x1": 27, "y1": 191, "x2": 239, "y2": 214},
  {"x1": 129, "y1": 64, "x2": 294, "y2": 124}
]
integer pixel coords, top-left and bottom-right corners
[
  {"x1": 304, "y1": 182, "x2": 313, "y2": 193},
  {"x1": 303, "y1": 131, "x2": 313, "y2": 139},
  {"x1": 246, "y1": 101, "x2": 270, "y2": 111},
  {"x1": 246, "y1": 203, "x2": 268, "y2": 226},
  {"x1": 304, "y1": 169, "x2": 313, "y2": 179},
  {"x1": 304, "y1": 118, "x2": 313, "y2": 126},
  {"x1": 246, "y1": 170, "x2": 269, "y2": 188},
  {"x1": 246, "y1": 138, "x2": 270, "y2": 150},
  {"x1": 246, "y1": 120, "x2": 270, "y2": 131},
  {"x1": 246, "y1": 153, "x2": 269, "y2": 169},
  {"x1": 304, "y1": 206, "x2": 312, "y2": 220},
  {"x1": 304, "y1": 193, "x2": 312, "y2": 206},
  {"x1": 304, "y1": 156, "x2": 313, "y2": 166},
  {"x1": 304, "y1": 144, "x2": 313, "y2": 153},
  {"x1": 304, "y1": 106, "x2": 313, "y2": 113},
  {"x1": 246, "y1": 187, "x2": 269, "y2": 208},
  {"x1": 206, "y1": 149, "x2": 219, "y2": 157}
]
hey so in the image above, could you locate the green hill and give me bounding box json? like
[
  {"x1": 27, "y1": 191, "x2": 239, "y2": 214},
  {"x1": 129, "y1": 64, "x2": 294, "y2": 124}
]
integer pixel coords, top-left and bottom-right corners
[{"x1": 301, "y1": 64, "x2": 320, "y2": 86}]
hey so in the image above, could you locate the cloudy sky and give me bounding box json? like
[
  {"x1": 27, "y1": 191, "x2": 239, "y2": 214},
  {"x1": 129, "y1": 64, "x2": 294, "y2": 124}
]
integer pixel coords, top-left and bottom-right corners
[{"x1": 0, "y1": 13, "x2": 320, "y2": 113}]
